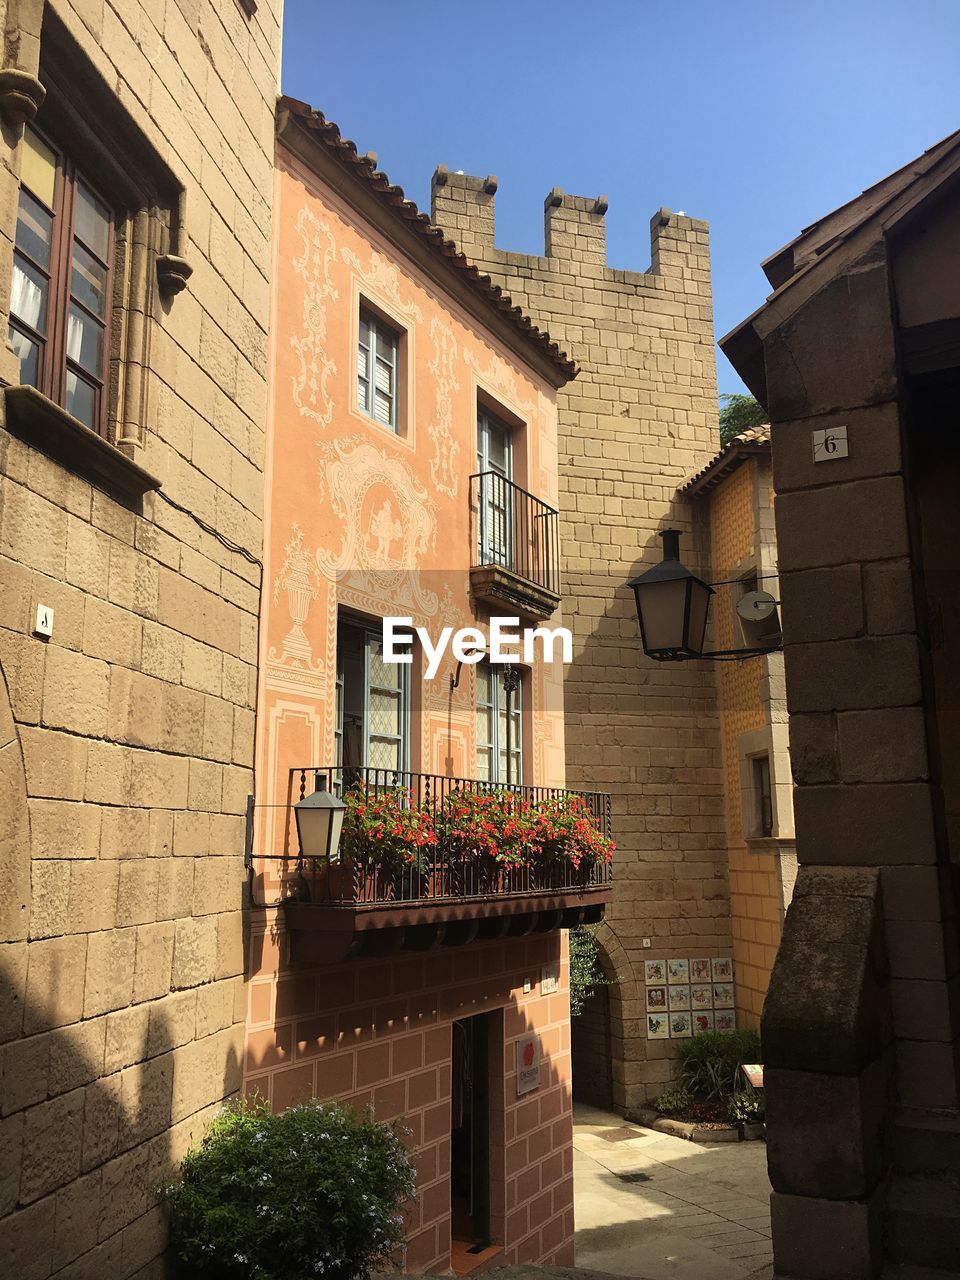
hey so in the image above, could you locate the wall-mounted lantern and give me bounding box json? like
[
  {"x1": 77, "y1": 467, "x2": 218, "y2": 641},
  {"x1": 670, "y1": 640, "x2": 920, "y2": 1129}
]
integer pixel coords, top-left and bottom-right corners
[
  {"x1": 629, "y1": 529, "x2": 781, "y2": 662},
  {"x1": 629, "y1": 529, "x2": 714, "y2": 660},
  {"x1": 294, "y1": 787, "x2": 346, "y2": 862}
]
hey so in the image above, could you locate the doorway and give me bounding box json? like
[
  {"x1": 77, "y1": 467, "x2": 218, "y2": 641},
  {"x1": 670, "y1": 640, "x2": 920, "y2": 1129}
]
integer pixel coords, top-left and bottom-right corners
[
  {"x1": 572, "y1": 983, "x2": 614, "y2": 1111},
  {"x1": 451, "y1": 1013, "x2": 492, "y2": 1273}
]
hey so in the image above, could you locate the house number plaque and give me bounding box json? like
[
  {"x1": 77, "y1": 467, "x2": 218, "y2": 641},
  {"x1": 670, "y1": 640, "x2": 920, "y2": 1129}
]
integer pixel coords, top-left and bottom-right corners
[{"x1": 812, "y1": 424, "x2": 849, "y2": 462}]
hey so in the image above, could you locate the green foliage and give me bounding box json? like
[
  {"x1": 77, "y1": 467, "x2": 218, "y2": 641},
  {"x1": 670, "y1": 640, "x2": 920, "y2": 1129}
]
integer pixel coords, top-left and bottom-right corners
[
  {"x1": 163, "y1": 1097, "x2": 416, "y2": 1280},
  {"x1": 728, "y1": 1090, "x2": 764, "y2": 1124},
  {"x1": 718, "y1": 393, "x2": 767, "y2": 445},
  {"x1": 653, "y1": 1081, "x2": 692, "y2": 1116},
  {"x1": 675, "y1": 1028, "x2": 761, "y2": 1102},
  {"x1": 569, "y1": 926, "x2": 609, "y2": 1017}
]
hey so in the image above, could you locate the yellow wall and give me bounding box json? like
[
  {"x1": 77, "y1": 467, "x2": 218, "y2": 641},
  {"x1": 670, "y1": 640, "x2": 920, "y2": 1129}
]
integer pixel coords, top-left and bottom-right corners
[{"x1": 708, "y1": 461, "x2": 783, "y2": 1027}]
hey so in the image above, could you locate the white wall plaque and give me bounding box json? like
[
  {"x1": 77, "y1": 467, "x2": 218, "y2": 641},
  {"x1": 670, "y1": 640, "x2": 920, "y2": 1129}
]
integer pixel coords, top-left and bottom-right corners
[
  {"x1": 541, "y1": 963, "x2": 560, "y2": 995},
  {"x1": 812, "y1": 425, "x2": 849, "y2": 462},
  {"x1": 516, "y1": 1035, "x2": 541, "y2": 1095},
  {"x1": 34, "y1": 605, "x2": 54, "y2": 637}
]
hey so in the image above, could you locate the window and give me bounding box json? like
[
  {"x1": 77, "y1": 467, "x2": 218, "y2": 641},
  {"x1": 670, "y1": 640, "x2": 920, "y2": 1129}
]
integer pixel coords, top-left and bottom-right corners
[
  {"x1": 753, "y1": 754, "x2": 773, "y2": 837},
  {"x1": 357, "y1": 309, "x2": 399, "y2": 430},
  {"x1": 476, "y1": 662, "x2": 522, "y2": 785},
  {"x1": 477, "y1": 409, "x2": 513, "y2": 567},
  {"x1": 336, "y1": 619, "x2": 410, "y2": 773},
  {"x1": 10, "y1": 125, "x2": 115, "y2": 435}
]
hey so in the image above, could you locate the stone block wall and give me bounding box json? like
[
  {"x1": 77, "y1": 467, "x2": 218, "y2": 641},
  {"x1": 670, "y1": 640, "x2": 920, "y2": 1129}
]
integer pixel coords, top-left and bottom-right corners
[
  {"x1": 0, "y1": 2, "x2": 280, "y2": 1276},
  {"x1": 245, "y1": 929, "x2": 574, "y2": 1272},
  {"x1": 431, "y1": 172, "x2": 729, "y2": 1107}
]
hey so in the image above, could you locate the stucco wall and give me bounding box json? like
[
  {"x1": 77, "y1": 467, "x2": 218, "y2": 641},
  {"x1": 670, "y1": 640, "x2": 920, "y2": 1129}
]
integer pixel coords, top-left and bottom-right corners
[{"x1": 706, "y1": 459, "x2": 786, "y2": 1025}]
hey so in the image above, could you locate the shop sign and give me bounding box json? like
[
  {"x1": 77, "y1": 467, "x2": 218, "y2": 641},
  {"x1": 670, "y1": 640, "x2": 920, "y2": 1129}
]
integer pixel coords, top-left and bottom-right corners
[{"x1": 516, "y1": 1035, "x2": 540, "y2": 1095}]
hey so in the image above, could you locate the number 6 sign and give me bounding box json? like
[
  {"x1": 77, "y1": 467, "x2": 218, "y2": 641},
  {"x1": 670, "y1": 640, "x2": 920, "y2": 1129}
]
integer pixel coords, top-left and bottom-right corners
[{"x1": 812, "y1": 424, "x2": 849, "y2": 462}]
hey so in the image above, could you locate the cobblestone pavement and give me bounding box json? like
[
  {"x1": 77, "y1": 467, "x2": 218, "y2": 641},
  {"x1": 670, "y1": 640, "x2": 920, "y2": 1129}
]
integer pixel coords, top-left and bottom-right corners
[{"x1": 572, "y1": 1104, "x2": 774, "y2": 1280}]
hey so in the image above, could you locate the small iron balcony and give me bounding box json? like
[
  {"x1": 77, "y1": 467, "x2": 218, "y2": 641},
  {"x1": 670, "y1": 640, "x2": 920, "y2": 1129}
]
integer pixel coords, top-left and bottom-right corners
[
  {"x1": 469, "y1": 472, "x2": 561, "y2": 620},
  {"x1": 273, "y1": 766, "x2": 613, "y2": 964}
]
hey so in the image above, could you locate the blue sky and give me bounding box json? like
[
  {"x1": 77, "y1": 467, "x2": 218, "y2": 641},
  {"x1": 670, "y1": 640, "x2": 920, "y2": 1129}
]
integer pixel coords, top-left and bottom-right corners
[{"x1": 281, "y1": 0, "x2": 960, "y2": 397}]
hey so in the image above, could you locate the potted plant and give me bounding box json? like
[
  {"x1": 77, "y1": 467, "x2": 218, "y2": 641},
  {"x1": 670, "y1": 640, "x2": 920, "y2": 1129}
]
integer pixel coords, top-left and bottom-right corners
[
  {"x1": 729, "y1": 1089, "x2": 765, "y2": 1140},
  {"x1": 435, "y1": 789, "x2": 538, "y2": 894},
  {"x1": 338, "y1": 786, "x2": 436, "y2": 901},
  {"x1": 163, "y1": 1097, "x2": 416, "y2": 1279},
  {"x1": 533, "y1": 793, "x2": 616, "y2": 886}
]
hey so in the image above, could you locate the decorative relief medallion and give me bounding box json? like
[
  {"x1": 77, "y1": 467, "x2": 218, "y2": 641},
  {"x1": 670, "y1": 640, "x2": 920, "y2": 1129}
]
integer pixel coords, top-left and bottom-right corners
[
  {"x1": 427, "y1": 317, "x2": 461, "y2": 497},
  {"x1": 290, "y1": 207, "x2": 338, "y2": 425},
  {"x1": 340, "y1": 247, "x2": 424, "y2": 324},
  {"x1": 315, "y1": 436, "x2": 439, "y2": 618}
]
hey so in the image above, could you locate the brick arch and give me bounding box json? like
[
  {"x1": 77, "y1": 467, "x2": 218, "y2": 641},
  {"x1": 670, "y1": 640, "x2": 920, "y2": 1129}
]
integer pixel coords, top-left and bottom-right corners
[
  {"x1": 591, "y1": 920, "x2": 642, "y2": 1114},
  {"x1": 0, "y1": 655, "x2": 31, "y2": 941}
]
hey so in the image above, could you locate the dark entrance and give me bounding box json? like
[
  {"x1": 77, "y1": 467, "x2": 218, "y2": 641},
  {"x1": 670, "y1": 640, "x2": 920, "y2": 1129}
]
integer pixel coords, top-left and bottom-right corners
[
  {"x1": 451, "y1": 1013, "x2": 491, "y2": 1272},
  {"x1": 571, "y1": 983, "x2": 614, "y2": 1110}
]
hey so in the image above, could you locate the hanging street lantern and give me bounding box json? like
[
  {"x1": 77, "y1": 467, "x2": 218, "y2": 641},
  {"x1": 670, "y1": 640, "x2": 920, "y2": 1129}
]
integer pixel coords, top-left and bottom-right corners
[
  {"x1": 294, "y1": 787, "x2": 346, "y2": 862},
  {"x1": 629, "y1": 528, "x2": 715, "y2": 660},
  {"x1": 629, "y1": 528, "x2": 783, "y2": 661}
]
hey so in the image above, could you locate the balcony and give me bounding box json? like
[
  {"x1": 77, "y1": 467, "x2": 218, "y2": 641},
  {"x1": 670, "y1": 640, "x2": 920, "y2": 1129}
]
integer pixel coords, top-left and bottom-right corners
[
  {"x1": 275, "y1": 767, "x2": 613, "y2": 965},
  {"x1": 469, "y1": 472, "x2": 561, "y2": 621}
]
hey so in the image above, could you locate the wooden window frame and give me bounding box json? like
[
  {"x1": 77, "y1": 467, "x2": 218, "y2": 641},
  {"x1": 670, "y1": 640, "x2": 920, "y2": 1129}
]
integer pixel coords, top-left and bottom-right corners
[
  {"x1": 357, "y1": 306, "x2": 400, "y2": 432},
  {"x1": 10, "y1": 123, "x2": 116, "y2": 439},
  {"x1": 476, "y1": 660, "x2": 523, "y2": 786},
  {"x1": 753, "y1": 753, "x2": 774, "y2": 838}
]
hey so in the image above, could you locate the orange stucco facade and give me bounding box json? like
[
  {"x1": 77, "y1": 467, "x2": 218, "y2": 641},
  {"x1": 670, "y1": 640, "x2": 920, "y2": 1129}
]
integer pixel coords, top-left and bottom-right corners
[
  {"x1": 245, "y1": 116, "x2": 579, "y2": 1272},
  {"x1": 696, "y1": 445, "x2": 795, "y2": 1029}
]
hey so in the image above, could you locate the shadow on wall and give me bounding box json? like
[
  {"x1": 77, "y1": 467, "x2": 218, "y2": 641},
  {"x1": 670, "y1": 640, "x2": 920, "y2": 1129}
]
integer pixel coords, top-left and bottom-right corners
[
  {"x1": 0, "y1": 934, "x2": 242, "y2": 1278},
  {"x1": 564, "y1": 517, "x2": 730, "y2": 1111},
  {"x1": 244, "y1": 916, "x2": 577, "y2": 1271}
]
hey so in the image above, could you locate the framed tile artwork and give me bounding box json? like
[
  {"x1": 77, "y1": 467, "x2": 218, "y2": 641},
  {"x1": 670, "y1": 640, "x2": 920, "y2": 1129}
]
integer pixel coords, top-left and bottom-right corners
[
  {"x1": 668, "y1": 983, "x2": 691, "y2": 1010},
  {"x1": 647, "y1": 1012, "x2": 670, "y2": 1040},
  {"x1": 691, "y1": 983, "x2": 713, "y2": 1009},
  {"x1": 643, "y1": 958, "x2": 738, "y2": 1037},
  {"x1": 713, "y1": 983, "x2": 735, "y2": 1009}
]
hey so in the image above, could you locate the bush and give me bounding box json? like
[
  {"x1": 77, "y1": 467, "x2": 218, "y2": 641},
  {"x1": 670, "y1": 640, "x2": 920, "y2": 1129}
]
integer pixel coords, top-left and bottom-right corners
[
  {"x1": 653, "y1": 1081, "x2": 692, "y2": 1116},
  {"x1": 569, "y1": 926, "x2": 609, "y2": 1016},
  {"x1": 675, "y1": 1029, "x2": 761, "y2": 1101},
  {"x1": 728, "y1": 1090, "x2": 764, "y2": 1124},
  {"x1": 163, "y1": 1097, "x2": 416, "y2": 1280}
]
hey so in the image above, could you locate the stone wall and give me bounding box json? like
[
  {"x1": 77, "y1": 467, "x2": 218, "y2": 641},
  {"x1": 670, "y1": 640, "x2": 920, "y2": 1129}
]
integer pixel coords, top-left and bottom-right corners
[
  {"x1": 432, "y1": 172, "x2": 729, "y2": 1107},
  {"x1": 0, "y1": 2, "x2": 280, "y2": 1276}
]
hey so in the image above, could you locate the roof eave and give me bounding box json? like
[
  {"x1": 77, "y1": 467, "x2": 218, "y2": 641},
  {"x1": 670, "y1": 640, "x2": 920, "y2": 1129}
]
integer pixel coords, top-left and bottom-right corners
[
  {"x1": 680, "y1": 440, "x2": 769, "y2": 499},
  {"x1": 276, "y1": 101, "x2": 577, "y2": 390}
]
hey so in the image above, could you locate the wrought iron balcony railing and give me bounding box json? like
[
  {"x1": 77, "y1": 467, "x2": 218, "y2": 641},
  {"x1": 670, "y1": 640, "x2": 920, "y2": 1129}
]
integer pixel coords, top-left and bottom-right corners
[
  {"x1": 289, "y1": 766, "x2": 612, "y2": 907},
  {"x1": 469, "y1": 472, "x2": 561, "y2": 615}
]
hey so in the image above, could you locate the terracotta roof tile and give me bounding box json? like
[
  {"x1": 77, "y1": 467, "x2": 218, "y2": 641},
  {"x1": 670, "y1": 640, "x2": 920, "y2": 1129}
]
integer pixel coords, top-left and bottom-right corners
[
  {"x1": 679, "y1": 424, "x2": 771, "y2": 497},
  {"x1": 278, "y1": 97, "x2": 577, "y2": 383}
]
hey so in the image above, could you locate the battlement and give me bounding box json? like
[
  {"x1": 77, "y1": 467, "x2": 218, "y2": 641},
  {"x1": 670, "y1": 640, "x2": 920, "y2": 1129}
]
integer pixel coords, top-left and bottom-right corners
[{"x1": 431, "y1": 166, "x2": 708, "y2": 281}]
